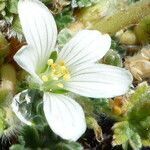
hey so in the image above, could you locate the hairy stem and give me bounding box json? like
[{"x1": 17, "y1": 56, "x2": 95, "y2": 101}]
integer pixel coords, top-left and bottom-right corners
[
  {"x1": 0, "y1": 64, "x2": 16, "y2": 103},
  {"x1": 91, "y1": 0, "x2": 150, "y2": 35},
  {"x1": 134, "y1": 15, "x2": 150, "y2": 43}
]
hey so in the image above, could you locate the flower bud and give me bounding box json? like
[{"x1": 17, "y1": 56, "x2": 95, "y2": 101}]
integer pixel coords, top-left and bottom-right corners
[
  {"x1": 103, "y1": 49, "x2": 122, "y2": 67},
  {"x1": 119, "y1": 30, "x2": 137, "y2": 45},
  {"x1": 125, "y1": 46, "x2": 150, "y2": 81}
]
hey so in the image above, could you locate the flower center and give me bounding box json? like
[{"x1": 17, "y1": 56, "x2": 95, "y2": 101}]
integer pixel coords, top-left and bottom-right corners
[{"x1": 40, "y1": 59, "x2": 70, "y2": 92}]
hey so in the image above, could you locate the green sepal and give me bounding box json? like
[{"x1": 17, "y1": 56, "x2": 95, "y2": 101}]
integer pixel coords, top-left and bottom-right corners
[
  {"x1": 111, "y1": 38, "x2": 126, "y2": 55},
  {"x1": 103, "y1": 50, "x2": 123, "y2": 67},
  {"x1": 55, "y1": 141, "x2": 83, "y2": 150},
  {"x1": 49, "y1": 51, "x2": 58, "y2": 62},
  {"x1": 51, "y1": 88, "x2": 69, "y2": 94},
  {"x1": 112, "y1": 121, "x2": 142, "y2": 150},
  {"x1": 86, "y1": 116, "x2": 103, "y2": 141},
  {"x1": 57, "y1": 28, "x2": 73, "y2": 49}
]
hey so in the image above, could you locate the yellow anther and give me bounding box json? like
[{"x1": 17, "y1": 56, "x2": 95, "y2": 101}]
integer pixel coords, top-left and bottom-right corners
[
  {"x1": 51, "y1": 69, "x2": 56, "y2": 74},
  {"x1": 42, "y1": 75, "x2": 48, "y2": 82},
  {"x1": 63, "y1": 69, "x2": 69, "y2": 75},
  {"x1": 42, "y1": 60, "x2": 70, "y2": 85},
  {"x1": 53, "y1": 76, "x2": 59, "y2": 80},
  {"x1": 52, "y1": 71, "x2": 61, "y2": 77},
  {"x1": 59, "y1": 61, "x2": 65, "y2": 66},
  {"x1": 63, "y1": 73, "x2": 70, "y2": 81},
  {"x1": 57, "y1": 83, "x2": 64, "y2": 88},
  {"x1": 47, "y1": 59, "x2": 54, "y2": 66},
  {"x1": 51, "y1": 63, "x2": 57, "y2": 69},
  {"x1": 61, "y1": 66, "x2": 67, "y2": 72}
]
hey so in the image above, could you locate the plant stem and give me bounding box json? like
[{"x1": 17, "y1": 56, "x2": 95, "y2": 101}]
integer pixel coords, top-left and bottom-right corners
[
  {"x1": 91, "y1": 0, "x2": 150, "y2": 35},
  {"x1": 0, "y1": 64, "x2": 16, "y2": 103}
]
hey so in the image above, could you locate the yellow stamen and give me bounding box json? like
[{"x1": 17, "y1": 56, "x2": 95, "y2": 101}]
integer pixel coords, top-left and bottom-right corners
[
  {"x1": 47, "y1": 59, "x2": 54, "y2": 66},
  {"x1": 52, "y1": 71, "x2": 62, "y2": 77},
  {"x1": 63, "y1": 73, "x2": 71, "y2": 81},
  {"x1": 61, "y1": 66, "x2": 66, "y2": 71},
  {"x1": 59, "y1": 61, "x2": 65, "y2": 66},
  {"x1": 42, "y1": 75, "x2": 48, "y2": 82},
  {"x1": 57, "y1": 83, "x2": 64, "y2": 88},
  {"x1": 51, "y1": 63, "x2": 57, "y2": 69},
  {"x1": 62, "y1": 69, "x2": 69, "y2": 75},
  {"x1": 41, "y1": 60, "x2": 70, "y2": 89},
  {"x1": 53, "y1": 76, "x2": 59, "y2": 80}
]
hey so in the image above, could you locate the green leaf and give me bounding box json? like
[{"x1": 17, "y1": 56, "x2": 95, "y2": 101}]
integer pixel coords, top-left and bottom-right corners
[
  {"x1": 57, "y1": 28, "x2": 73, "y2": 49},
  {"x1": 55, "y1": 8, "x2": 74, "y2": 30},
  {"x1": 0, "y1": 108, "x2": 6, "y2": 135},
  {"x1": 0, "y1": 32, "x2": 9, "y2": 58},
  {"x1": 22, "y1": 126, "x2": 40, "y2": 148},
  {"x1": 10, "y1": 145, "x2": 26, "y2": 150},
  {"x1": 128, "y1": 0, "x2": 140, "y2": 4},
  {"x1": 112, "y1": 121, "x2": 129, "y2": 146},
  {"x1": 7, "y1": 0, "x2": 18, "y2": 14},
  {"x1": 134, "y1": 15, "x2": 150, "y2": 43},
  {"x1": 41, "y1": 0, "x2": 52, "y2": 4},
  {"x1": 75, "y1": 96, "x2": 94, "y2": 116},
  {"x1": 112, "y1": 121, "x2": 142, "y2": 150},
  {"x1": 126, "y1": 84, "x2": 150, "y2": 110},
  {"x1": 55, "y1": 141, "x2": 83, "y2": 150},
  {"x1": 15, "y1": 125, "x2": 56, "y2": 148},
  {"x1": 92, "y1": 98, "x2": 111, "y2": 115},
  {"x1": 128, "y1": 100, "x2": 150, "y2": 146},
  {"x1": 129, "y1": 132, "x2": 142, "y2": 150},
  {"x1": 0, "y1": 88, "x2": 9, "y2": 104},
  {"x1": 119, "y1": 84, "x2": 150, "y2": 149},
  {"x1": 12, "y1": 16, "x2": 22, "y2": 34},
  {"x1": 0, "y1": 1, "x2": 5, "y2": 11},
  {"x1": 111, "y1": 38, "x2": 126, "y2": 55},
  {"x1": 71, "y1": 0, "x2": 99, "y2": 8}
]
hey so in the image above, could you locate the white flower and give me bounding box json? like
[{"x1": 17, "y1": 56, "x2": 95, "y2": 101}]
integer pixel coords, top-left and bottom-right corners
[{"x1": 12, "y1": 0, "x2": 133, "y2": 141}]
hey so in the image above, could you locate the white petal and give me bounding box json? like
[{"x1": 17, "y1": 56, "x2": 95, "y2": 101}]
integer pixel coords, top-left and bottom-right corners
[
  {"x1": 43, "y1": 93, "x2": 86, "y2": 141},
  {"x1": 11, "y1": 90, "x2": 32, "y2": 126},
  {"x1": 14, "y1": 46, "x2": 43, "y2": 84},
  {"x1": 57, "y1": 30, "x2": 111, "y2": 68},
  {"x1": 18, "y1": 0, "x2": 57, "y2": 72},
  {"x1": 65, "y1": 64, "x2": 133, "y2": 98}
]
